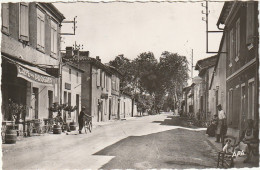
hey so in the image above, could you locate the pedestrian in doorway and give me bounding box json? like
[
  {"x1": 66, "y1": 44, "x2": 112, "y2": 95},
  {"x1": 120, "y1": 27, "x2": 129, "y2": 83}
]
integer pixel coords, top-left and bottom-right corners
[
  {"x1": 78, "y1": 106, "x2": 86, "y2": 134},
  {"x1": 215, "y1": 104, "x2": 227, "y2": 143}
]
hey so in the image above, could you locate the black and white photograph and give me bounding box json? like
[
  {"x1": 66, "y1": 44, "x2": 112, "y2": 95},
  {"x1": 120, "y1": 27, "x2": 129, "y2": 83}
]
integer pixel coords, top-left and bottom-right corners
[{"x1": 1, "y1": 0, "x2": 259, "y2": 169}]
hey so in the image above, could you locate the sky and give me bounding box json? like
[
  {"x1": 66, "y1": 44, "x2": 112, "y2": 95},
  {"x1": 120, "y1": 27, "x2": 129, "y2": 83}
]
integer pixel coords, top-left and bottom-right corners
[{"x1": 54, "y1": 1, "x2": 224, "y2": 83}]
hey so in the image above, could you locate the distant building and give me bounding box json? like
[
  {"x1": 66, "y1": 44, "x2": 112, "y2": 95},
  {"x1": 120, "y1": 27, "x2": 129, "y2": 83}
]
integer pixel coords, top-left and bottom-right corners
[
  {"x1": 217, "y1": 1, "x2": 259, "y2": 137},
  {"x1": 119, "y1": 91, "x2": 137, "y2": 119},
  {"x1": 209, "y1": 33, "x2": 227, "y2": 120},
  {"x1": 66, "y1": 48, "x2": 113, "y2": 122},
  {"x1": 108, "y1": 66, "x2": 122, "y2": 120},
  {"x1": 194, "y1": 55, "x2": 218, "y2": 121},
  {"x1": 61, "y1": 58, "x2": 84, "y2": 124},
  {"x1": 1, "y1": 3, "x2": 65, "y2": 121}
]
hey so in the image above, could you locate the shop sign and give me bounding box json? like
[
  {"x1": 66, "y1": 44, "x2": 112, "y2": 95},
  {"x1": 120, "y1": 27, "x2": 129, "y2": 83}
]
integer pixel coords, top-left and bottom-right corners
[
  {"x1": 17, "y1": 65, "x2": 53, "y2": 85},
  {"x1": 65, "y1": 83, "x2": 71, "y2": 90}
]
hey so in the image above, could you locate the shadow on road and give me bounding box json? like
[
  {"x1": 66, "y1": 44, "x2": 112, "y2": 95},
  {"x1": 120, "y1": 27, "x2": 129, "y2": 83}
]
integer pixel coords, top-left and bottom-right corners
[
  {"x1": 93, "y1": 128, "x2": 216, "y2": 169},
  {"x1": 152, "y1": 116, "x2": 200, "y2": 129}
]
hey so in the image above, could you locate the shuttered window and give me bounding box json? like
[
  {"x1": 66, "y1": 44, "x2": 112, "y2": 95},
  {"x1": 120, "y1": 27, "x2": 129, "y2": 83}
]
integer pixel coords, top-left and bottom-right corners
[
  {"x1": 235, "y1": 19, "x2": 240, "y2": 60},
  {"x1": 246, "y1": 2, "x2": 255, "y2": 45},
  {"x1": 19, "y1": 3, "x2": 29, "y2": 41},
  {"x1": 229, "y1": 28, "x2": 234, "y2": 66},
  {"x1": 1, "y1": 3, "x2": 9, "y2": 34},
  {"x1": 51, "y1": 20, "x2": 58, "y2": 56},
  {"x1": 248, "y1": 80, "x2": 255, "y2": 120},
  {"x1": 97, "y1": 69, "x2": 101, "y2": 87},
  {"x1": 37, "y1": 8, "x2": 45, "y2": 51}
]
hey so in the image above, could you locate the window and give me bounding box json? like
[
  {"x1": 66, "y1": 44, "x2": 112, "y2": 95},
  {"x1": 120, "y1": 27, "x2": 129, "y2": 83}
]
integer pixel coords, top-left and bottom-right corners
[
  {"x1": 51, "y1": 20, "x2": 58, "y2": 56},
  {"x1": 227, "y1": 89, "x2": 233, "y2": 125},
  {"x1": 37, "y1": 8, "x2": 45, "y2": 51},
  {"x1": 235, "y1": 19, "x2": 240, "y2": 61},
  {"x1": 101, "y1": 71, "x2": 105, "y2": 88},
  {"x1": 97, "y1": 69, "x2": 101, "y2": 87},
  {"x1": 76, "y1": 72, "x2": 79, "y2": 83},
  {"x1": 1, "y1": 3, "x2": 9, "y2": 34},
  {"x1": 229, "y1": 28, "x2": 235, "y2": 67},
  {"x1": 19, "y1": 3, "x2": 29, "y2": 41},
  {"x1": 248, "y1": 79, "x2": 255, "y2": 120},
  {"x1": 106, "y1": 76, "x2": 109, "y2": 91},
  {"x1": 246, "y1": 2, "x2": 255, "y2": 45},
  {"x1": 69, "y1": 69, "x2": 71, "y2": 81}
]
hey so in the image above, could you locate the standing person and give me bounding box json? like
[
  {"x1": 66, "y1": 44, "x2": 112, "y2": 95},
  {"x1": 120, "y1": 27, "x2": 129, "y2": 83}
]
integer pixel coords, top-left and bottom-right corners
[
  {"x1": 78, "y1": 106, "x2": 86, "y2": 134},
  {"x1": 215, "y1": 104, "x2": 226, "y2": 143}
]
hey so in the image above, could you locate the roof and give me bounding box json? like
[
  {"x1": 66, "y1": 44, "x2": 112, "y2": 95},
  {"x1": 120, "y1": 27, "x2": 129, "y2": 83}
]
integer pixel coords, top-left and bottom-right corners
[
  {"x1": 40, "y1": 3, "x2": 65, "y2": 22},
  {"x1": 67, "y1": 54, "x2": 113, "y2": 75},
  {"x1": 107, "y1": 65, "x2": 123, "y2": 77},
  {"x1": 62, "y1": 58, "x2": 84, "y2": 73},
  {"x1": 195, "y1": 55, "x2": 218, "y2": 76},
  {"x1": 217, "y1": 2, "x2": 234, "y2": 26}
]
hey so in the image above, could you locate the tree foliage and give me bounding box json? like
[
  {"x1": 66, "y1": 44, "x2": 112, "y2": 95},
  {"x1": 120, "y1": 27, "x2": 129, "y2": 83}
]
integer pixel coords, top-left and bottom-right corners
[{"x1": 109, "y1": 51, "x2": 189, "y2": 114}]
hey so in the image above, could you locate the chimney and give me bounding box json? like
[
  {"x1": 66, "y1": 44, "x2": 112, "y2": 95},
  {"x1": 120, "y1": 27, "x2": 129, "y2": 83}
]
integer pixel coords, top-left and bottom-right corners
[
  {"x1": 96, "y1": 56, "x2": 101, "y2": 62},
  {"x1": 73, "y1": 49, "x2": 79, "y2": 57},
  {"x1": 66, "y1": 46, "x2": 73, "y2": 58}
]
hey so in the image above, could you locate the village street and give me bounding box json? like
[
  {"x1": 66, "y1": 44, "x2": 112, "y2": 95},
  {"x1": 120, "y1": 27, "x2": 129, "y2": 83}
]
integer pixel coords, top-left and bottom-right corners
[{"x1": 2, "y1": 113, "x2": 218, "y2": 169}]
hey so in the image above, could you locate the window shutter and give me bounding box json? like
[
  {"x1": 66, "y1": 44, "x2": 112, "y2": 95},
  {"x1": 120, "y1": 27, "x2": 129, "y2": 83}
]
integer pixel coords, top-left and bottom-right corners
[
  {"x1": 1, "y1": 3, "x2": 9, "y2": 33},
  {"x1": 19, "y1": 3, "x2": 29, "y2": 41},
  {"x1": 229, "y1": 29, "x2": 233, "y2": 63},
  {"x1": 51, "y1": 20, "x2": 58, "y2": 56},
  {"x1": 246, "y1": 2, "x2": 255, "y2": 45},
  {"x1": 97, "y1": 69, "x2": 100, "y2": 87},
  {"x1": 236, "y1": 19, "x2": 240, "y2": 57},
  {"x1": 37, "y1": 8, "x2": 45, "y2": 50}
]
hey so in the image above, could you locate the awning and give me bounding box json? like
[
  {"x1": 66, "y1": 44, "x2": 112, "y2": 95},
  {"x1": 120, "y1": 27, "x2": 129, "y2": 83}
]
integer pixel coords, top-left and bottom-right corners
[
  {"x1": 17, "y1": 63, "x2": 55, "y2": 86},
  {"x1": 2, "y1": 55, "x2": 55, "y2": 86}
]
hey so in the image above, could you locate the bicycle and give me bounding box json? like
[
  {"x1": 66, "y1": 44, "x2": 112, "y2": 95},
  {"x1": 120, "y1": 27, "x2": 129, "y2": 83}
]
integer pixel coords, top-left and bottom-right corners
[{"x1": 83, "y1": 115, "x2": 93, "y2": 133}]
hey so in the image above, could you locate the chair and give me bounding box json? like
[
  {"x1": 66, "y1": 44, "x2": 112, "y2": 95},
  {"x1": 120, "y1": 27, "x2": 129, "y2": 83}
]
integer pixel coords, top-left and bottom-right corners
[{"x1": 217, "y1": 135, "x2": 236, "y2": 168}]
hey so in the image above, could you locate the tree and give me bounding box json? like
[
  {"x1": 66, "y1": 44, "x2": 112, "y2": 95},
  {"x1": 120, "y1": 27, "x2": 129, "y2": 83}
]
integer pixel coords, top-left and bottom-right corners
[{"x1": 108, "y1": 51, "x2": 189, "y2": 115}]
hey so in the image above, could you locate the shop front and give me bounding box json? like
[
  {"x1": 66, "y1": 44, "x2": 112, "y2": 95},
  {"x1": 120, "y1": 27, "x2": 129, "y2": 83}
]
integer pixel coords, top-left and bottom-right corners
[{"x1": 1, "y1": 55, "x2": 58, "y2": 132}]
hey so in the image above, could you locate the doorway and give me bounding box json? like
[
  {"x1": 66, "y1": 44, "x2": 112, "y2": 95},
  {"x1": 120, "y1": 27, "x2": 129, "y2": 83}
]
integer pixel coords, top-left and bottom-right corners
[
  {"x1": 31, "y1": 88, "x2": 39, "y2": 119},
  {"x1": 76, "y1": 94, "x2": 79, "y2": 124},
  {"x1": 48, "y1": 90, "x2": 53, "y2": 118}
]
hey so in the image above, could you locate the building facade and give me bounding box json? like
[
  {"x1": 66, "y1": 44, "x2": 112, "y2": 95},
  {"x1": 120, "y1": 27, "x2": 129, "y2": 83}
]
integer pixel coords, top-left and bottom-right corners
[
  {"x1": 208, "y1": 33, "x2": 227, "y2": 120},
  {"x1": 109, "y1": 66, "x2": 121, "y2": 120},
  {"x1": 194, "y1": 55, "x2": 218, "y2": 121},
  {"x1": 67, "y1": 49, "x2": 113, "y2": 122},
  {"x1": 217, "y1": 1, "x2": 259, "y2": 137},
  {"x1": 1, "y1": 3, "x2": 64, "y2": 121},
  {"x1": 61, "y1": 59, "x2": 83, "y2": 124}
]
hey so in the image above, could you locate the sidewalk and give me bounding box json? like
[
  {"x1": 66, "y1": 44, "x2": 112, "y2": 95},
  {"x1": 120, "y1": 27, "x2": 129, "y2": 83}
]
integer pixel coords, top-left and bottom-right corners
[
  {"x1": 206, "y1": 135, "x2": 258, "y2": 168},
  {"x1": 2, "y1": 116, "x2": 141, "y2": 153}
]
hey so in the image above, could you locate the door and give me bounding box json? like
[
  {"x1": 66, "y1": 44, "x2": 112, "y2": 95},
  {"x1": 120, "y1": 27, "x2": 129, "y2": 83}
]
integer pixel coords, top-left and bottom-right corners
[
  {"x1": 63, "y1": 91, "x2": 67, "y2": 121},
  {"x1": 31, "y1": 88, "x2": 39, "y2": 119},
  {"x1": 68, "y1": 92, "x2": 71, "y2": 119},
  {"x1": 215, "y1": 90, "x2": 218, "y2": 116},
  {"x1": 48, "y1": 90, "x2": 53, "y2": 118},
  {"x1": 241, "y1": 85, "x2": 246, "y2": 130},
  {"x1": 76, "y1": 94, "x2": 79, "y2": 124},
  {"x1": 109, "y1": 99, "x2": 112, "y2": 120},
  {"x1": 117, "y1": 99, "x2": 120, "y2": 119},
  {"x1": 124, "y1": 102, "x2": 126, "y2": 118}
]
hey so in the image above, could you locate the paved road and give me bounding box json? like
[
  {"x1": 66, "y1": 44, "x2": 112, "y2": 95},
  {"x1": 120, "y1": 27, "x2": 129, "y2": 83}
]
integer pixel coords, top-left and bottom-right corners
[{"x1": 2, "y1": 113, "x2": 218, "y2": 169}]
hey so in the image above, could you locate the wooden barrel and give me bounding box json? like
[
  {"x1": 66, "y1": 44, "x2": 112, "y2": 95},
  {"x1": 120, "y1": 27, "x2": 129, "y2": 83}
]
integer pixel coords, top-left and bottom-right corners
[
  {"x1": 5, "y1": 129, "x2": 17, "y2": 144},
  {"x1": 69, "y1": 122, "x2": 77, "y2": 131},
  {"x1": 53, "y1": 125, "x2": 61, "y2": 134}
]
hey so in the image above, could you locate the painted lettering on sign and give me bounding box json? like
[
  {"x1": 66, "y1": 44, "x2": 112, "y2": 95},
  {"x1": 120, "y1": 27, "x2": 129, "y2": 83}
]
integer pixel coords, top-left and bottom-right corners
[{"x1": 17, "y1": 65, "x2": 53, "y2": 85}]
